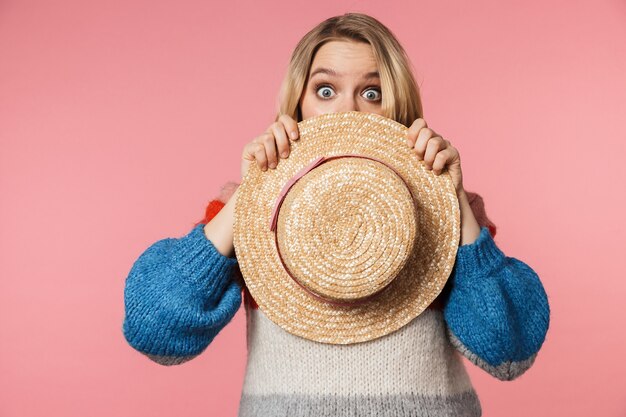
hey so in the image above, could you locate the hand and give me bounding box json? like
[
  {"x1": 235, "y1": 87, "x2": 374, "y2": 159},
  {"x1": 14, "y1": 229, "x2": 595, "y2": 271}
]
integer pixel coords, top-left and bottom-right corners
[
  {"x1": 241, "y1": 114, "x2": 300, "y2": 180},
  {"x1": 405, "y1": 118, "x2": 464, "y2": 196}
]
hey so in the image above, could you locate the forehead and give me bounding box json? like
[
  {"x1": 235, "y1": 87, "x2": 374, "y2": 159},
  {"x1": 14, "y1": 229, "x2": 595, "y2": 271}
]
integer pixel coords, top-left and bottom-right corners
[{"x1": 310, "y1": 40, "x2": 378, "y2": 75}]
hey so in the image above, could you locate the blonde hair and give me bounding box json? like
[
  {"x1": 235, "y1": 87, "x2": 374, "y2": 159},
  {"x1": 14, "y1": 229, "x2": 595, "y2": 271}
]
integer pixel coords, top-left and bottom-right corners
[{"x1": 275, "y1": 13, "x2": 423, "y2": 127}]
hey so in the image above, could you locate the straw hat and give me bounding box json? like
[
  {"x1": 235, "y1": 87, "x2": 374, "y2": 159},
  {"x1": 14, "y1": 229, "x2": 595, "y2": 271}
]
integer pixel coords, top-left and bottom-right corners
[{"x1": 233, "y1": 111, "x2": 460, "y2": 345}]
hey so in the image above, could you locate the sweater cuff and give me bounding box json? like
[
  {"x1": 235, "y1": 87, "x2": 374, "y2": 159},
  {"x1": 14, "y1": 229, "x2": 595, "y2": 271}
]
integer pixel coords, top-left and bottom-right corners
[
  {"x1": 171, "y1": 223, "x2": 239, "y2": 295},
  {"x1": 453, "y1": 226, "x2": 507, "y2": 284}
]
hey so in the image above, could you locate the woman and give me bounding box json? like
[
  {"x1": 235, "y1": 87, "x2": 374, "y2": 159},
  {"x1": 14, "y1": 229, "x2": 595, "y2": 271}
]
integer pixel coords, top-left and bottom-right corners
[{"x1": 123, "y1": 12, "x2": 550, "y2": 417}]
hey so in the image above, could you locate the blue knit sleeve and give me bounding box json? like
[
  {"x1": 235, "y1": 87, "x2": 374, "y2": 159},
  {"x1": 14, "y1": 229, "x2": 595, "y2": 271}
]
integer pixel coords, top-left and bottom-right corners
[
  {"x1": 443, "y1": 226, "x2": 550, "y2": 381},
  {"x1": 122, "y1": 223, "x2": 242, "y2": 366}
]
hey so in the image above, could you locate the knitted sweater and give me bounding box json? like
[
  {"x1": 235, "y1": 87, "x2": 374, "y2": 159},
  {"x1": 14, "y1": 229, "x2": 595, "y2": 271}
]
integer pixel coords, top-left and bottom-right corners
[{"x1": 122, "y1": 181, "x2": 550, "y2": 417}]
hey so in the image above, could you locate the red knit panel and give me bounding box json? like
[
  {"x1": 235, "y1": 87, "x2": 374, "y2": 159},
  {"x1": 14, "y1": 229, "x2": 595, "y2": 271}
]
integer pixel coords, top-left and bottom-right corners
[
  {"x1": 243, "y1": 285, "x2": 259, "y2": 309},
  {"x1": 194, "y1": 199, "x2": 225, "y2": 227},
  {"x1": 466, "y1": 190, "x2": 497, "y2": 239}
]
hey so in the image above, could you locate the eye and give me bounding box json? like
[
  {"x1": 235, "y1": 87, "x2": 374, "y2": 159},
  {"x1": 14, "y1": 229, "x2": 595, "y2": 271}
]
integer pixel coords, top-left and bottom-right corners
[
  {"x1": 313, "y1": 84, "x2": 382, "y2": 101},
  {"x1": 362, "y1": 88, "x2": 381, "y2": 101},
  {"x1": 315, "y1": 85, "x2": 335, "y2": 99}
]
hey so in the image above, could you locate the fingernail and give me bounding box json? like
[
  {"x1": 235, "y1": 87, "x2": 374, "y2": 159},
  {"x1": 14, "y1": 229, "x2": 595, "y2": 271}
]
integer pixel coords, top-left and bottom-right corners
[
  {"x1": 281, "y1": 151, "x2": 289, "y2": 158},
  {"x1": 290, "y1": 131, "x2": 298, "y2": 139}
]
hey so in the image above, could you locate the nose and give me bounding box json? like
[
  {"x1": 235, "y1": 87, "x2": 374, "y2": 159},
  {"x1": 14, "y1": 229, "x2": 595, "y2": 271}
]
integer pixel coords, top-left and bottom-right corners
[{"x1": 337, "y1": 96, "x2": 359, "y2": 113}]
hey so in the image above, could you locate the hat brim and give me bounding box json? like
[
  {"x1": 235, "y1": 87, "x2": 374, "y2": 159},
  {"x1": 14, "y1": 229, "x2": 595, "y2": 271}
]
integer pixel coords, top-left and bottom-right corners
[{"x1": 233, "y1": 111, "x2": 460, "y2": 344}]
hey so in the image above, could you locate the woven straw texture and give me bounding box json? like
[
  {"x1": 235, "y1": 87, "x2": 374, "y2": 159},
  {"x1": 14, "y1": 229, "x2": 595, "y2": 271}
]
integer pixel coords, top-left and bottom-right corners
[{"x1": 233, "y1": 111, "x2": 460, "y2": 344}]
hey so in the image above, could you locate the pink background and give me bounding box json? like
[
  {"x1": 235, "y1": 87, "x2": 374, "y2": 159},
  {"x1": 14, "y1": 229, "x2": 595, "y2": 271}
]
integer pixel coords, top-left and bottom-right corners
[{"x1": 1, "y1": 0, "x2": 625, "y2": 416}]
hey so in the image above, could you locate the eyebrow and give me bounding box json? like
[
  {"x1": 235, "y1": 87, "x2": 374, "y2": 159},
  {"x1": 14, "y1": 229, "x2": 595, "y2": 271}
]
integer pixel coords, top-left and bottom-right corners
[{"x1": 309, "y1": 67, "x2": 380, "y2": 80}]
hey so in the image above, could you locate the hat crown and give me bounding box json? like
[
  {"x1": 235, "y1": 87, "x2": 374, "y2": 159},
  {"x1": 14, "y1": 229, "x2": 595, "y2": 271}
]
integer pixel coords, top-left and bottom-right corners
[{"x1": 275, "y1": 156, "x2": 418, "y2": 305}]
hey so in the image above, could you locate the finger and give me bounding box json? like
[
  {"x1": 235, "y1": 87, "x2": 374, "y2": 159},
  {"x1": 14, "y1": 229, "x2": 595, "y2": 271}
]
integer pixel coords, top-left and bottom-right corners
[
  {"x1": 276, "y1": 116, "x2": 295, "y2": 158},
  {"x1": 406, "y1": 118, "x2": 427, "y2": 148},
  {"x1": 250, "y1": 138, "x2": 267, "y2": 171},
  {"x1": 431, "y1": 148, "x2": 453, "y2": 175},
  {"x1": 243, "y1": 141, "x2": 268, "y2": 171},
  {"x1": 263, "y1": 127, "x2": 280, "y2": 169},
  {"x1": 254, "y1": 141, "x2": 269, "y2": 171},
  {"x1": 278, "y1": 114, "x2": 300, "y2": 143},
  {"x1": 423, "y1": 136, "x2": 446, "y2": 169},
  {"x1": 413, "y1": 127, "x2": 435, "y2": 160}
]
